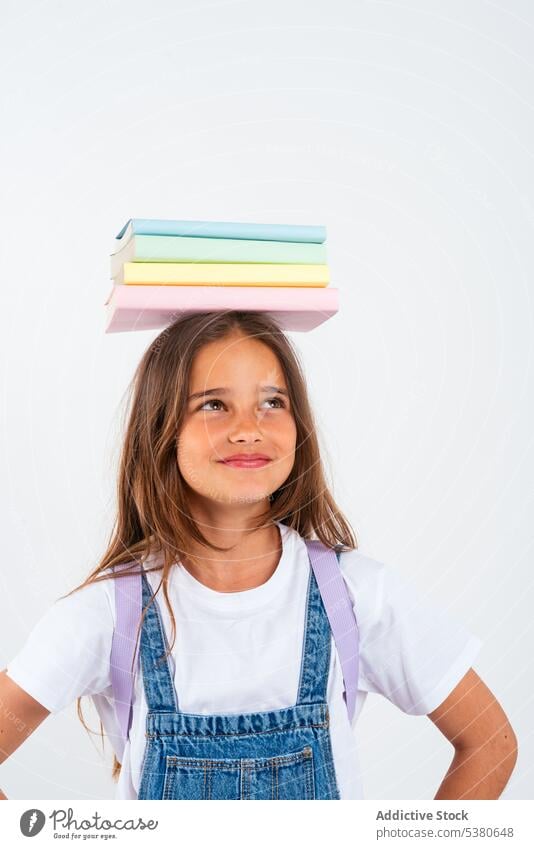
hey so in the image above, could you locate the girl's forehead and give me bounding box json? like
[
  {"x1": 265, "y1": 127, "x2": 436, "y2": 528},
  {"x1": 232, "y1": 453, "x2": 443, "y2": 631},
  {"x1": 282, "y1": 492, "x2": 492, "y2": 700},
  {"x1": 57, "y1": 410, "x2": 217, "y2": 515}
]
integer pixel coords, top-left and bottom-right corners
[{"x1": 191, "y1": 336, "x2": 282, "y2": 377}]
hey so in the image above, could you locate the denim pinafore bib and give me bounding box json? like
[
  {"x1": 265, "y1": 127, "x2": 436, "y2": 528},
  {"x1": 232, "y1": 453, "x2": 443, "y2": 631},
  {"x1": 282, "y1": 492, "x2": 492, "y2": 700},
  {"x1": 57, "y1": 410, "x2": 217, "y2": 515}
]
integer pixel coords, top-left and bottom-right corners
[{"x1": 137, "y1": 556, "x2": 341, "y2": 800}]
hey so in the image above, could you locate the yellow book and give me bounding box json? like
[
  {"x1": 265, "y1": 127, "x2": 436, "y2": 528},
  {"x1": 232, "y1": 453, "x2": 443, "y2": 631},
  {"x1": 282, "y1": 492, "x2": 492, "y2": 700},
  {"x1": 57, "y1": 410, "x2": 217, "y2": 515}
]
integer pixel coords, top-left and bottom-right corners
[{"x1": 115, "y1": 262, "x2": 329, "y2": 287}]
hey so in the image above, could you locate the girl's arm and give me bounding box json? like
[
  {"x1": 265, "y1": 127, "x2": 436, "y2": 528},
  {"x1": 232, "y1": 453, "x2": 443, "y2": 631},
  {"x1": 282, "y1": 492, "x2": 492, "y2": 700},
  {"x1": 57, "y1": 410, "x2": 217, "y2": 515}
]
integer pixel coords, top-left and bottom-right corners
[
  {"x1": 0, "y1": 669, "x2": 51, "y2": 800},
  {"x1": 427, "y1": 667, "x2": 518, "y2": 799}
]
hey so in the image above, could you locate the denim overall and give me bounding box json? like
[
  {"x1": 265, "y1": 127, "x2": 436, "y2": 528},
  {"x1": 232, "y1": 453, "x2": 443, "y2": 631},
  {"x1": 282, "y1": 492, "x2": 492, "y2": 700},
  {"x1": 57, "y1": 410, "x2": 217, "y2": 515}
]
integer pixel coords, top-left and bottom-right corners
[{"x1": 137, "y1": 554, "x2": 342, "y2": 800}]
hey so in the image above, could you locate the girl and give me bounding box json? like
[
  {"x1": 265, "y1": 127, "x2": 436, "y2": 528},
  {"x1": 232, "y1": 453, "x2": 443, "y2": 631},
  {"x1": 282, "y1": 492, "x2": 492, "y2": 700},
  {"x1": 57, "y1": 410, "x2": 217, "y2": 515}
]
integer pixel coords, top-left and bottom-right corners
[{"x1": 0, "y1": 311, "x2": 517, "y2": 800}]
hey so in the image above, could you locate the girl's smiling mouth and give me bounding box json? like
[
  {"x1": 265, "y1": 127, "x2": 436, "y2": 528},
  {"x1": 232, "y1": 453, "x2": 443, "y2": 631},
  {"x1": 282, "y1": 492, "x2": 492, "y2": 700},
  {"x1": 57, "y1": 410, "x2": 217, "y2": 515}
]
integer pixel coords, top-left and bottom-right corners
[{"x1": 219, "y1": 456, "x2": 272, "y2": 468}]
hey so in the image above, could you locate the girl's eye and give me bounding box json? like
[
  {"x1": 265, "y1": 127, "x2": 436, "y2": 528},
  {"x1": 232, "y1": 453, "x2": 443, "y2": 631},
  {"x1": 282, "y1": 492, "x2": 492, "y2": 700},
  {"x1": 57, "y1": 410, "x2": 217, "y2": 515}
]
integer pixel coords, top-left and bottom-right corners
[
  {"x1": 198, "y1": 397, "x2": 286, "y2": 412},
  {"x1": 198, "y1": 399, "x2": 224, "y2": 412},
  {"x1": 266, "y1": 397, "x2": 286, "y2": 409}
]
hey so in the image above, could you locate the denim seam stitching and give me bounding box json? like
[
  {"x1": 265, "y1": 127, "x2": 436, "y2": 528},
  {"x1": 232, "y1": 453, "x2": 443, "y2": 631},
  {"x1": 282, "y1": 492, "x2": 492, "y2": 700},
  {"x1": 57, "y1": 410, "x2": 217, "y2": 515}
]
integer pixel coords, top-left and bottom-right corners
[
  {"x1": 296, "y1": 566, "x2": 313, "y2": 702},
  {"x1": 146, "y1": 719, "x2": 328, "y2": 739},
  {"x1": 305, "y1": 751, "x2": 312, "y2": 799},
  {"x1": 307, "y1": 752, "x2": 315, "y2": 799},
  {"x1": 165, "y1": 749, "x2": 316, "y2": 768}
]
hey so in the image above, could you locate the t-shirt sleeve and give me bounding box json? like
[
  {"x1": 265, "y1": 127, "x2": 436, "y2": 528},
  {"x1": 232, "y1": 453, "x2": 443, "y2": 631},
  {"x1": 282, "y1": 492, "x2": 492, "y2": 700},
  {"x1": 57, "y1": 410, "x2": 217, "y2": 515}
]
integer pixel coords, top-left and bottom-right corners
[
  {"x1": 340, "y1": 551, "x2": 483, "y2": 716},
  {"x1": 5, "y1": 577, "x2": 115, "y2": 714}
]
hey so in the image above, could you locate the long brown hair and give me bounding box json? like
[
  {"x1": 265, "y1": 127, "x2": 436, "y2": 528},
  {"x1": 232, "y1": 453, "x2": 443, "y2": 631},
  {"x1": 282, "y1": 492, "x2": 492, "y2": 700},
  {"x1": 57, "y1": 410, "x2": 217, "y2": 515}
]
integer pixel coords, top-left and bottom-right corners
[{"x1": 65, "y1": 310, "x2": 358, "y2": 782}]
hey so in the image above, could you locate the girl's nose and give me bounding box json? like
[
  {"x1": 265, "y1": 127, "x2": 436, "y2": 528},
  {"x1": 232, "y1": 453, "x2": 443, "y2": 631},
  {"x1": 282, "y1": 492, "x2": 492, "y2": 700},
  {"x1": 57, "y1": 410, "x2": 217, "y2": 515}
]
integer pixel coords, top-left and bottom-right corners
[{"x1": 227, "y1": 412, "x2": 265, "y2": 441}]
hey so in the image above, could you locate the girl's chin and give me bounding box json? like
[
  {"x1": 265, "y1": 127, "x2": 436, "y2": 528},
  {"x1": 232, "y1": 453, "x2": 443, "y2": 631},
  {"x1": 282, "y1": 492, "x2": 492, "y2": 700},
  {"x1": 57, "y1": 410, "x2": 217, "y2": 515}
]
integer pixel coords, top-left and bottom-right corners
[
  {"x1": 220, "y1": 489, "x2": 272, "y2": 501},
  {"x1": 210, "y1": 491, "x2": 272, "y2": 506}
]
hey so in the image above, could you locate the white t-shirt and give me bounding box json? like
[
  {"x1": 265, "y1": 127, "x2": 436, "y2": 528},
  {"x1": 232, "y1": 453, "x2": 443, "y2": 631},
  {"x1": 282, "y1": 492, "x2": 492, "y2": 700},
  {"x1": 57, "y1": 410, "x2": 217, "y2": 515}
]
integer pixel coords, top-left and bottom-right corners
[{"x1": 6, "y1": 522, "x2": 483, "y2": 799}]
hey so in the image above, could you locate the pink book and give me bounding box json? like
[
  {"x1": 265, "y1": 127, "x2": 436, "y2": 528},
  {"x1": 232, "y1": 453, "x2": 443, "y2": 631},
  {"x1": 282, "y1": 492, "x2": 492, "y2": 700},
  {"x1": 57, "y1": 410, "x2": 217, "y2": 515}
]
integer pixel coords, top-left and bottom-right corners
[{"x1": 104, "y1": 285, "x2": 339, "y2": 333}]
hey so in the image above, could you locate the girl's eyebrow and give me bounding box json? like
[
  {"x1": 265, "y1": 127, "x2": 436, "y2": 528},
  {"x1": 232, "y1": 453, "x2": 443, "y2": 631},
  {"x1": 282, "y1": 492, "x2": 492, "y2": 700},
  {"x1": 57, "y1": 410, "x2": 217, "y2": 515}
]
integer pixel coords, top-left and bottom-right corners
[{"x1": 187, "y1": 385, "x2": 288, "y2": 401}]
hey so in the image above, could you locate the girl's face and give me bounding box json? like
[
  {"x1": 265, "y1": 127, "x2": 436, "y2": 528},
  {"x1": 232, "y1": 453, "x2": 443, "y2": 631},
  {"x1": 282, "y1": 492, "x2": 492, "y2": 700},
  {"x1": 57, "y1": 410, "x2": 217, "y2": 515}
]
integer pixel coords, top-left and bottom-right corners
[{"x1": 177, "y1": 332, "x2": 297, "y2": 509}]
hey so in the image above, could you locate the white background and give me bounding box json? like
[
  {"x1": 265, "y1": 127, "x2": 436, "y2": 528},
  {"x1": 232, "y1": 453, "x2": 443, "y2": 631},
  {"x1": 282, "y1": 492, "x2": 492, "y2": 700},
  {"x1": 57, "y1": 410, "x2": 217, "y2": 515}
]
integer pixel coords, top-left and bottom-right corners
[{"x1": 0, "y1": 0, "x2": 532, "y2": 800}]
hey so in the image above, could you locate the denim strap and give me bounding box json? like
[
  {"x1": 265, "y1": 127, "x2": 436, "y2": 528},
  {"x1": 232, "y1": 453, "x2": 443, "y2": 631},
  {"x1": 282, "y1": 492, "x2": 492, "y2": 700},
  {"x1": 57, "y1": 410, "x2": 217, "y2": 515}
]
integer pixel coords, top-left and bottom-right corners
[
  {"x1": 139, "y1": 570, "x2": 179, "y2": 712},
  {"x1": 296, "y1": 564, "x2": 332, "y2": 705}
]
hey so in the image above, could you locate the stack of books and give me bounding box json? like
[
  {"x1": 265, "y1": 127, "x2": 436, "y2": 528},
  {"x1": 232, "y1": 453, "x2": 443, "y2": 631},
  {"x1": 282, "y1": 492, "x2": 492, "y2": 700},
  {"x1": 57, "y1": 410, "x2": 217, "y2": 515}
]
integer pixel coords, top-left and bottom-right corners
[{"x1": 104, "y1": 218, "x2": 339, "y2": 333}]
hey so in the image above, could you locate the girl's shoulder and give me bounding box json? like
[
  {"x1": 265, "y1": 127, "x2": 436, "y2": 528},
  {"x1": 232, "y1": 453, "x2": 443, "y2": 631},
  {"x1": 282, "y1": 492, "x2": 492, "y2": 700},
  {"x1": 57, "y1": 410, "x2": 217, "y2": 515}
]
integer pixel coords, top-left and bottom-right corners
[
  {"x1": 333, "y1": 543, "x2": 467, "y2": 639},
  {"x1": 336, "y1": 545, "x2": 388, "y2": 581},
  {"x1": 335, "y1": 545, "x2": 449, "y2": 628},
  {"x1": 5, "y1": 567, "x2": 122, "y2": 714},
  {"x1": 334, "y1": 546, "x2": 390, "y2": 627}
]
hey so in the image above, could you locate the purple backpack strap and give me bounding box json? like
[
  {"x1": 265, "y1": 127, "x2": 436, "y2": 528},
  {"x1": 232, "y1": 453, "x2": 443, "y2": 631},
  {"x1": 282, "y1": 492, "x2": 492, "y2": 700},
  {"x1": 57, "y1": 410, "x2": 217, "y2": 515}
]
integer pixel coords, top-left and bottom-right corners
[
  {"x1": 110, "y1": 561, "x2": 143, "y2": 759},
  {"x1": 304, "y1": 539, "x2": 359, "y2": 722}
]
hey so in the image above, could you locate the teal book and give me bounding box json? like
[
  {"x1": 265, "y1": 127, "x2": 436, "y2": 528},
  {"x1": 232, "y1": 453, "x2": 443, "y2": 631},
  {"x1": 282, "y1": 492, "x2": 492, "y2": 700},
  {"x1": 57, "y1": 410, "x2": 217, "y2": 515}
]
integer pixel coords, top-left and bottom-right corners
[
  {"x1": 110, "y1": 235, "x2": 327, "y2": 277},
  {"x1": 115, "y1": 218, "x2": 326, "y2": 245}
]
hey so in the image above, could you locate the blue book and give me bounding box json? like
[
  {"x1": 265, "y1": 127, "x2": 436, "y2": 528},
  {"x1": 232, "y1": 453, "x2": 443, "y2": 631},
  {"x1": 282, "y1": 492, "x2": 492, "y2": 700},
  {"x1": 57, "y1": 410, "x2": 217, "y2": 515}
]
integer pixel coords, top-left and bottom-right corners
[{"x1": 115, "y1": 218, "x2": 326, "y2": 245}]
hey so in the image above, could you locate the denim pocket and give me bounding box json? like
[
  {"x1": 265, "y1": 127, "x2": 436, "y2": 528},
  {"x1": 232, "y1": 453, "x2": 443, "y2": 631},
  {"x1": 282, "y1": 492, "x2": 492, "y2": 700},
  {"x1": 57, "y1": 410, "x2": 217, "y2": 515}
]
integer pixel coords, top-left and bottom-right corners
[
  {"x1": 162, "y1": 754, "x2": 241, "y2": 800},
  {"x1": 162, "y1": 746, "x2": 315, "y2": 800},
  {"x1": 243, "y1": 746, "x2": 315, "y2": 800}
]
